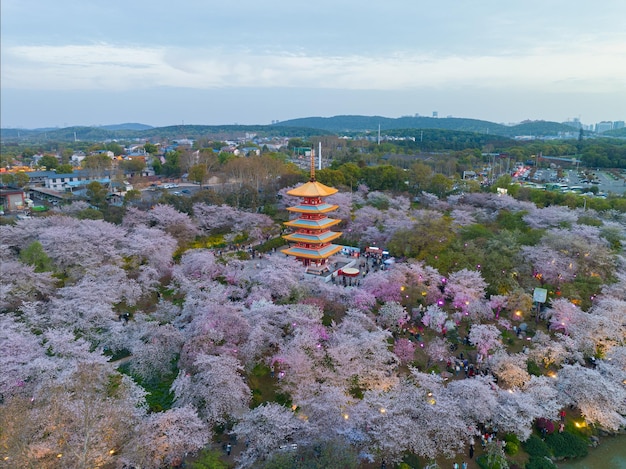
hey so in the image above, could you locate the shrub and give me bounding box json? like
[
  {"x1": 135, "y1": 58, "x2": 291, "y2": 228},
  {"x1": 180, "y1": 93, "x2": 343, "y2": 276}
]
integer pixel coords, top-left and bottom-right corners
[
  {"x1": 523, "y1": 435, "x2": 551, "y2": 459},
  {"x1": 545, "y1": 432, "x2": 588, "y2": 459},
  {"x1": 505, "y1": 441, "x2": 519, "y2": 456},
  {"x1": 190, "y1": 448, "x2": 228, "y2": 469},
  {"x1": 536, "y1": 418, "x2": 555, "y2": 435},
  {"x1": 525, "y1": 457, "x2": 557, "y2": 469},
  {"x1": 527, "y1": 360, "x2": 542, "y2": 376},
  {"x1": 476, "y1": 454, "x2": 508, "y2": 469}
]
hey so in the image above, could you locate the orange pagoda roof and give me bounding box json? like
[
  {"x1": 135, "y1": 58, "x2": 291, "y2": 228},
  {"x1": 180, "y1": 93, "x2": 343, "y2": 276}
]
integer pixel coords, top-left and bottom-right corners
[
  {"x1": 284, "y1": 217, "x2": 341, "y2": 230},
  {"x1": 286, "y1": 202, "x2": 339, "y2": 214},
  {"x1": 283, "y1": 230, "x2": 342, "y2": 244},
  {"x1": 286, "y1": 181, "x2": 338, "y2": 198},
  {"x1": 281, "y1": 244, "x2": 343, "y2": 260}
]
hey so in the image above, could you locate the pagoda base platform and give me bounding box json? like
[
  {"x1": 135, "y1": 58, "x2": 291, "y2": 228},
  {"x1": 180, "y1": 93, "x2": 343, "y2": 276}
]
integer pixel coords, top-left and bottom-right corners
[{"x1": 303, "y1": 258, "x2": 358, "y2": 283}]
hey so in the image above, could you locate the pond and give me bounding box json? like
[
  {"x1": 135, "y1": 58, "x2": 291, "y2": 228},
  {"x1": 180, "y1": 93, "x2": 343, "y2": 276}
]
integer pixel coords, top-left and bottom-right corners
[{"x1": 558, "y1": 434, "x2": 626, "y2": 469}]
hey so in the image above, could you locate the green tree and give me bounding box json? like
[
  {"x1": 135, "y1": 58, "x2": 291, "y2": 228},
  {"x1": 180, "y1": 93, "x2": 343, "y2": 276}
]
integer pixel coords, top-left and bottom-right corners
[
  {"x1": 338, "y1": 162, "x2": 361, "y2": 189},
  {"x1": 19, "y1": 241, "x2": 53, "y2": 272},
  {"x1": 39, "y1": 155, "x2": 59, "y2": 170},
  {"x1": 408, "y1": 161, "x2": 433, "y2": 193},
  {"x1": 162, "y1": 151, "x2": 182, "y2": 177},
  {"x1": 427, "y1": 173, "x2": 453, "y2": 197},
  {"x1": 76, "y1": 207, "x2": 105, "y2": 220},
  {"x1": 143, "y1": 143, "x2": 158, "y2": 155},
  {"x1": 21, "y1": 148, "x2": 36, "y2": 159},
  {"x1": 119, "y1": 159, "x2": 146, "y2": 174},
  {"x1": 316, "y1": 168, "x2": 346, "y2": 187},
  {"x1": 0, "y1": 173, "x2": 14, "y2": 185},
  {"x1": 104, "y1": 142, "x2": 124, "y2": 155},
  {"x1": 188, "y1": 164, "x2": 208, "y2": 186},
  {"x1": 123, "y1": 189, "x2": 141, "y2": 206},
  {"x1": 86, "y1": 181, "x2": 108, "y2": 208},
  {"x1": 56, "y1": 164, "x2": 74, "y2": 174},
  {"x1": 388, "y1": 217, "x2": 454, "y2": 262},
  {"x1": 287, "y1": 138, "x2": 307, "y2": 151},
  {"x1": 82, "y1": 154, "x2": 112, "y2": 176},
  {"x1": 61, "y1": 148, "x2": 73, "y2": 163},
  {"x1": 14, "y1": 171, "x2": 30, "y2": 188}
]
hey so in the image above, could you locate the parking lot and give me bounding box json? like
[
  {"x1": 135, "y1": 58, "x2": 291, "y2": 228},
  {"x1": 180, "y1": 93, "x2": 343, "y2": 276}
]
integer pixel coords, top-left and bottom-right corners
[{"x1": 567, "y1": 170, "x2": 626, "y2": 195}]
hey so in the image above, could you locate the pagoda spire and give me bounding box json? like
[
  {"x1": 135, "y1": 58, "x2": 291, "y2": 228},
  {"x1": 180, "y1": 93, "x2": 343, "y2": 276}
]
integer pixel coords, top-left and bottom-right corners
[{"x1": 310, "y1": 149, "x2": 316, "y2": 182}]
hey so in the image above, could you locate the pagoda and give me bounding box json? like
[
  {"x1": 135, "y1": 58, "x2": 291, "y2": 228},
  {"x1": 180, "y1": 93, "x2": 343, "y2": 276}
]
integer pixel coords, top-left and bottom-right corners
[{"x1": 282, "y1": 152, "x2": 343, "y2": 273}]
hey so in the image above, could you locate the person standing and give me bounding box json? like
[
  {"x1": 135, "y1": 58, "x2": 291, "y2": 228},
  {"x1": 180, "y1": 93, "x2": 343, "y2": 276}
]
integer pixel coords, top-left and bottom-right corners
[
  {"x1": 462, "y1": 462, "x2": 468, "y2": 469},
  {"x1": 226, "y1": 443, "x2": 232, "y2": 456}
]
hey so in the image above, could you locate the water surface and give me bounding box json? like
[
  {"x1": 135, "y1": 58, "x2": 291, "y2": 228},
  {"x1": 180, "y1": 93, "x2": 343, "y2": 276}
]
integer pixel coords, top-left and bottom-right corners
[{"x1": 557, "y1": 435, "x2": 626, "y2": 469}]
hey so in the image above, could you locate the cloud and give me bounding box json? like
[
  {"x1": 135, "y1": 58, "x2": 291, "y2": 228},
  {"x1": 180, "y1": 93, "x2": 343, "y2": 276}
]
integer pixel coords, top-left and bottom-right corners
[{"x1": 3, "y1": 42, "x2": 626, "y2": 94}]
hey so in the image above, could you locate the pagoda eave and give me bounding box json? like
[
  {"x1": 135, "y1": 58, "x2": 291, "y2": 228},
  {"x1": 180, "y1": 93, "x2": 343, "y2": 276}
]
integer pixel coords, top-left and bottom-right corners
[
  {"x1": 286, "y1": 181, "x2": 338, "y2": 198},
  {"x1": 284, "y1": 218, "x2": 341, "y2": 230},
  {"x1": 283, "y1": 231, "x2": 343, "y2": 244},
  {"x1": 286, "y1": 204, "x2": 339, "y2": 214},
  {"x1": 281, "y1": 244, "x2": 343, "y2": 260}
]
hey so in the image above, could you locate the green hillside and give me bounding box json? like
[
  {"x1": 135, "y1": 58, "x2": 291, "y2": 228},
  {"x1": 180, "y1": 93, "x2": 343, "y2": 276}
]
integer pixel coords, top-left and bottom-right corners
[
  {"x1": 275, "y1": 115, "x2": 579, "y2": 137},
  {"x1": 0, "y1": 124, "x2": 333, "y2": 143}
]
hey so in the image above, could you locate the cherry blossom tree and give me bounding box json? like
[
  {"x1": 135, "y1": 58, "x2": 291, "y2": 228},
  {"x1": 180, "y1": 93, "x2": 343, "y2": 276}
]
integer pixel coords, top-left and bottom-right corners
[
  {"x1": 128, "y1": 320, "x2": 185, "y2": 381},
  {"x1": 556, "y1": 363, "x2": 626, "y2": 431},
  {"x1": 144, "y1": 203, "x2": 199, "y2": 243},
  {"x1": 376, "y1": 301, "x2": 409, "y2": 331},
  {"x1": 232, "y1": 403, "x2": 307, "y2": 468},
  {"x1": 122, "y1": 225, "x2": 177, "y2": 278},
  {"x1": 585, "y1": 296, "x2": 626, "y2": 354},
  {"x1": 243, "y1": 254, "x2": 306, "y2": 303},
  {"x1": 421, "y1": 305, "x2": 449, "y2": 335},
  {"x1": 0, "y1": 314, "x2": 57, "y2": 400},
  {"x1": 237, "y1": 300, "x2": 292, "y2": 366},
  {"x1": 543, "y1": 298, "x2": 585, "y2": 334},
  {"x1": 522, "y1": 375, "x2": 561, "y2": 421},
  {"x1": 492, "y1": 386, "x2": 549, "y2": 441},
  {"x1": 171, "y1": 353, "x2": 251, "y2": 427},
  {"x1": 325, "y1": 190, "x2": 354, "y2": 224},
  {"x1": 528, "y1": 330, "x2": 584, "y2": 369},
  {"x1": 360, "y1": 270, "x2": 403, "y2": 304},
  {"x1": 522, "y1": 205, "x2": 578, "y2": 229},
  {"x1": 487, "y1": 351, "x2": 530, "y2": 389},
  {"x1": 43, "y1": 266, "x2": 142, "y2": 345},
  {"x1": 541, "y1": 226, "x2": 616, "y2": 281},
  {"x1": 393, "y1": 338, "x2": 417, "y2": 364},
  {"x1": 193, "y1": 203, "x2": 276, "y2": 242},
  {"x1": 349, "y1": 374, "x2": 472, "y2": 462},
  {"x1": 445, "y1": 268, "x2": 487, "y2": 313},
  {"x1": 520, "y1": 245, "x2": 577, "y2": 285},
  {"x1": 123, "y1": 406, "x2": 209, "y2": 468},
  {"x1": 489, "y1": 295, "x2": 508, "y2": 319},
  {"x1": 445, "y1": 375, "x2": 499, "y2": 427},
  {"x1": 469, "y1": 324, "x2": 503, "y2": 357},
  {"x1": 0, "y1": 362, "x2": 147, "y2": 469},
  {"x1": 425, "y1": 337, "x2": 453, "y2": 367},
  {"x1": 0, "y1": 260, "x2": 56, "y2": 312},
  {"x1": 273, "y1": 309, "x2": 398, "y2": 401}
]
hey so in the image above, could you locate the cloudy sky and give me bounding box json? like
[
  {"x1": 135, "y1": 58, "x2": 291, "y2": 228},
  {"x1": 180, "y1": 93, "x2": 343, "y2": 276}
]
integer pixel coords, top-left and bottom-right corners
[{"x1": 2, "y1": 0, "x2": 625, "y2": 129}]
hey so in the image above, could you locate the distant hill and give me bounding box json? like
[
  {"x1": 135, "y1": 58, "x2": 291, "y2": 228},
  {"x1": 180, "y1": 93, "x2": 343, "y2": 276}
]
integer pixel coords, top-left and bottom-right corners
[
  {"x1": 275, "y1": 115, "x2": 580, "y2": 138},
  {"x1": 0, "y1": 124, "x2": 333, "y2": 143},
  {"x1": 99, "y1": 123, "x2": 154, "y2": 131},
  {"x1": 0, "y1": 116, "x2": 588, "y2": 143}
]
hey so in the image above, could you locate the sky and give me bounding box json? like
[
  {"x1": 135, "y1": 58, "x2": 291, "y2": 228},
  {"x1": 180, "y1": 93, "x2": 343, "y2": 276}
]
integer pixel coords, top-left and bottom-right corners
[{"x1": 1, "y1": 0, "x2": 625, "y2": 129}]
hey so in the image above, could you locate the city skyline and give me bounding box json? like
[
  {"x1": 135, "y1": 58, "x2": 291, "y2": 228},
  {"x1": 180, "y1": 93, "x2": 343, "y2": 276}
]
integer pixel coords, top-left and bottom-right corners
[{"x1": 1, "y1": 0, "x2": 625, "y2": 129}]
